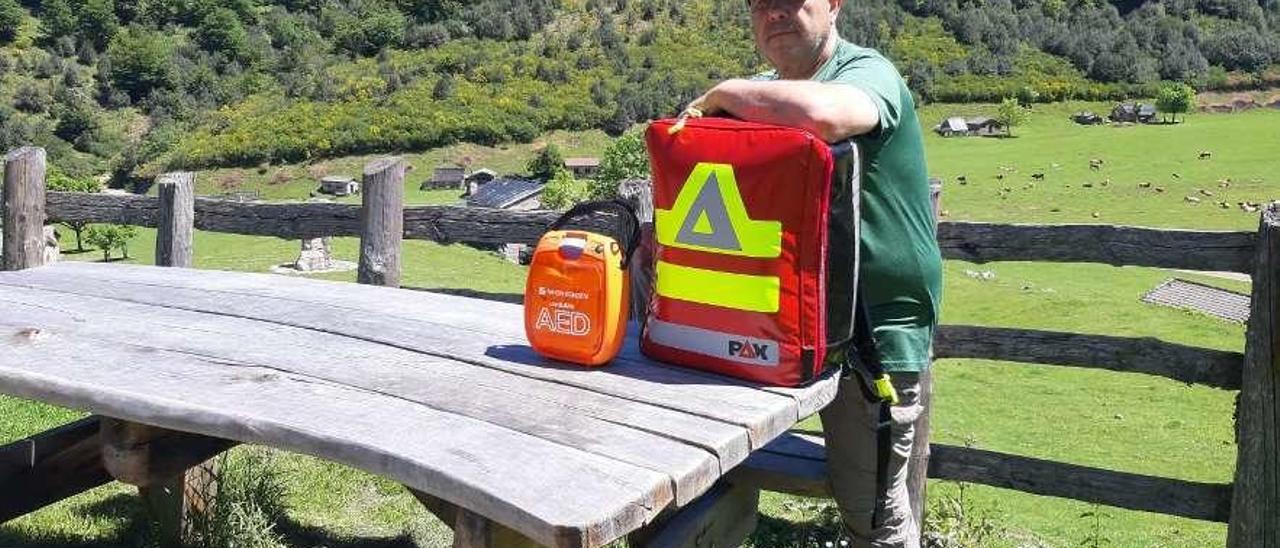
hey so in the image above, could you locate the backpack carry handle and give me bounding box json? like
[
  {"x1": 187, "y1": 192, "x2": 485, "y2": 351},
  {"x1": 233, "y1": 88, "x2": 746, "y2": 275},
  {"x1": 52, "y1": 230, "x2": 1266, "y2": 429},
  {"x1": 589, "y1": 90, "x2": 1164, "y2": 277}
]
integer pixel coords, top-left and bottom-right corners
[{"x1": 548, "y1": 199, "x2": 643, "y2": 268}]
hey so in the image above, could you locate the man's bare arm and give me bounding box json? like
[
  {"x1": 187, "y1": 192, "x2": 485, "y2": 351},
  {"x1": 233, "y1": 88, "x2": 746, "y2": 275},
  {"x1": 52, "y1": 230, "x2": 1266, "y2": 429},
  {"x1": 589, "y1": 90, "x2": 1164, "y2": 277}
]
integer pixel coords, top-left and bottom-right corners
[{"x1": 687, "y1": 79, "x2": 880, "y2": 142}]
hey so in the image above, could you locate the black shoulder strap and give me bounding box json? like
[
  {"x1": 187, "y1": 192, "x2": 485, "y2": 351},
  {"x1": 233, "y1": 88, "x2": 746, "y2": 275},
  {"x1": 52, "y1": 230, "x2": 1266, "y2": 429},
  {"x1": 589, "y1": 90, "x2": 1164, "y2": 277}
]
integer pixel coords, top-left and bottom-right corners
[{"x1": 548, "y1": 199, "x2": 643, "y2": 268}]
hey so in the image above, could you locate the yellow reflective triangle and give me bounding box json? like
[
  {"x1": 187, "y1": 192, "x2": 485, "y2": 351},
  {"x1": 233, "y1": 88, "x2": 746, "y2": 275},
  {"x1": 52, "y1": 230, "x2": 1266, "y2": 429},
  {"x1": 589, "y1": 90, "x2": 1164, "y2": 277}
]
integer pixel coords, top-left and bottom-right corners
[{"x1": 655, "y1": 163, "x2": 782, "y2": 258}]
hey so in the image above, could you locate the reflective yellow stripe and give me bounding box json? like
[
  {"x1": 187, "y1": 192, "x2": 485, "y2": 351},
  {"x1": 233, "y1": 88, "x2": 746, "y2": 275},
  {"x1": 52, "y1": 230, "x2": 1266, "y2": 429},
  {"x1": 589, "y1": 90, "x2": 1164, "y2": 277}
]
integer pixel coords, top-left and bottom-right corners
[
  {"x1": 656, "y1": 261, "x2": 780, "y2": 313},
  {"x1": 656, "y1": 163, "x2": 782, "y2": 258}
]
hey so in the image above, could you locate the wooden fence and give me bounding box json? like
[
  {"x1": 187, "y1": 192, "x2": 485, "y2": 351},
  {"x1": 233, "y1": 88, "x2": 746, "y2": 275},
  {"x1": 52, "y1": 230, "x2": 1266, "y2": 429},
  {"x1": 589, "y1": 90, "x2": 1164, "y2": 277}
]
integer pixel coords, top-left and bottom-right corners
[{"x1": 3, "y1": 149, "x2": 1276, "y2": 547}]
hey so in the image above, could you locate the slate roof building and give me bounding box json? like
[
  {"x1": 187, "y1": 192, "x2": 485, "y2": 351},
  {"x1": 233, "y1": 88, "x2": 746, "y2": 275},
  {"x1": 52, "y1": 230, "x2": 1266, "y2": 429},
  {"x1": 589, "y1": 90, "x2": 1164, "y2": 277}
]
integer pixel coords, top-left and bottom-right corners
[
  {"x1": 465, "y1": 177, "x2": 543, "y2": 211},
  {"x1": 462, "y1": 168, "x2": 499, "y2": 197}
]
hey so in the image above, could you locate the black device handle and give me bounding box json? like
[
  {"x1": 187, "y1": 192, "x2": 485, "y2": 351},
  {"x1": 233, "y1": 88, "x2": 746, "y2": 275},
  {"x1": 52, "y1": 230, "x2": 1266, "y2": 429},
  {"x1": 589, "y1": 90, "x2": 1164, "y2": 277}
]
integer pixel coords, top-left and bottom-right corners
[{"x1": 548, "y1": 199, "x2": 643, "y2": 268}]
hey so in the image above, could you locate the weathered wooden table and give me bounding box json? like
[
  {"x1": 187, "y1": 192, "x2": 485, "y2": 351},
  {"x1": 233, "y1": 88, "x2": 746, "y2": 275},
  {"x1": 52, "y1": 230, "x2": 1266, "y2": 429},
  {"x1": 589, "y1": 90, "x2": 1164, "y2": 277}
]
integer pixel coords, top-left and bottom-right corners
[{"x1": 0, "y1": 262, "x2": 837, "y2": 547}]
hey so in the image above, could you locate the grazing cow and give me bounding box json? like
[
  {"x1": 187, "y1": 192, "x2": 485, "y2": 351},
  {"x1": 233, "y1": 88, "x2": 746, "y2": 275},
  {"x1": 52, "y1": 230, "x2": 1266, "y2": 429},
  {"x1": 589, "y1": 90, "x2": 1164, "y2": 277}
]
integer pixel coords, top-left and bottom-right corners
[
  {"x1": 1199, "y1": 151, "x2": 1212, "y2": 160},
  {"x1": 1138, "y1": 182, "x2": 1152, "y2": 188},
  {"x1": 1185, "y1": 196, "x2": 1201, "y2": 203},
  {"x1": 1089, "y1": 158, "x2": 1104, "y2": 171},
  {"x1": 1172, "y1": 172, "x2": 1182, "y2": 179},
  {"x1": 957, "y1": 175, "x2": 968, "y2": 185},
  {"x1": 1155, "y1": 186, "x2": 1167, "y2": 193},
  {"x1": 1032, "y1": 172, "x2": 1045, "y2": 181}
]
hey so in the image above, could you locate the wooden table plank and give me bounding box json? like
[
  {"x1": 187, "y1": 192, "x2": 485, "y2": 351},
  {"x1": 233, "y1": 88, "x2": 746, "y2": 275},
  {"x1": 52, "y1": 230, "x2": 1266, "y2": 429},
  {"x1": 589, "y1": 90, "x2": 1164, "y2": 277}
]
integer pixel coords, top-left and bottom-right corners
[
  {"x1": 0, "y1": 285, "x2": 735, "y2": 506},
  {"x1": 4, "y1": 263, "x2": 837, "y2": 447},
  {"x1": 0, "y1": 317, "x2": 667, "y2": 548}
]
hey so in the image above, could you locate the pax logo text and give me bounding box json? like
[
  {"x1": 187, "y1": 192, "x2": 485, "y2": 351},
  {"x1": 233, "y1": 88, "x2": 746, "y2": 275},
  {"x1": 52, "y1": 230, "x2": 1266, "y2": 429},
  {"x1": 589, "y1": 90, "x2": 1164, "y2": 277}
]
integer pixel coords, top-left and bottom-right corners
[{"x1": 728, "y1": 340, "x2": 771, "y2": 361}]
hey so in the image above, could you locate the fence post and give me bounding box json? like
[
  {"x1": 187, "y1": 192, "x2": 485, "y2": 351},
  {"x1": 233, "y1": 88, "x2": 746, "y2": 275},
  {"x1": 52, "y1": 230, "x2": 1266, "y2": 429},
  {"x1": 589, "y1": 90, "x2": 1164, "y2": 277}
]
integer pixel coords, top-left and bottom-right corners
[
  {"x1": 2, "y1": 146, "x2": 47, "y2": 271},
  {"x1": 147, "y1": 171, "x2": 212, "y2": 545},
  {"x1": 358, "y1": 157, "x2": 405, "y2": 287},
  {"x1": 1228, "y1": 203, "x2": 1280, "y2": 547},
  {"x1": 908, "y1": 179, "x2": 943, "y2": 527},
  {"x1": 155, "y1": 172, "x2": 195, "y2": 268}
]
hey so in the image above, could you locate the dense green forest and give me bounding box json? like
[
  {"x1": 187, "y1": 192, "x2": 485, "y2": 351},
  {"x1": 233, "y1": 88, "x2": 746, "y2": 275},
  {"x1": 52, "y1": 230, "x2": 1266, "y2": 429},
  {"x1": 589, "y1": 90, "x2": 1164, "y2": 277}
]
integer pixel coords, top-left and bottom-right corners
[{"x1": 0, "y1": 0, "x2": 1276, "y2": 182}]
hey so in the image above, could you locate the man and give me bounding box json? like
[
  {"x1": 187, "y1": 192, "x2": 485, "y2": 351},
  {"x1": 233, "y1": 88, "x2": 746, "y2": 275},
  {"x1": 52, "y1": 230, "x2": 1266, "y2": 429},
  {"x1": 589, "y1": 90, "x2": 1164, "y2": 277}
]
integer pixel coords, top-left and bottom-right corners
[{"x1": 684, "y1": 0, "x2": 942, "y2": 546}]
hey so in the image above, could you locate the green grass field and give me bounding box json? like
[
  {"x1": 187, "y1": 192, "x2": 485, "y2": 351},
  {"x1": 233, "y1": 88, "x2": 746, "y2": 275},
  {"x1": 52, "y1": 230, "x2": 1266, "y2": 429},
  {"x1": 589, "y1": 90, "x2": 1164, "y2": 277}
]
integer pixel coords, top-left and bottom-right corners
[{"x1": 4, "y1": 104, "x2": 1275, "y2": 547}]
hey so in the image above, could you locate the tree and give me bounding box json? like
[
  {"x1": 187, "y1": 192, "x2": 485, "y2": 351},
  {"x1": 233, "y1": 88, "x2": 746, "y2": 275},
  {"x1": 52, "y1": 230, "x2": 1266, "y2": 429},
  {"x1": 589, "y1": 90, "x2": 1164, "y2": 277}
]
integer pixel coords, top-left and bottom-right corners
[
  {"x1": 1156, "y1": 82, "x2": 1195, "y2": 123},
  {"x1": 105, "y1": 26, "x2": 175, "y2": 100},
  {"x1": 53, "y1": 94, "x2": 100, "y2": 143},
  {"x1": 78, "y1": 0, "x2": 119, "y2": 50},
  {"x1": 591, "y1": 129, "x2": 647, "y2": 200},
  {"x1": 1016, "y1": 85, "x2": 1039, "y2": 107},
  {"x1": 526, "y1": 144, "x2": 564, "y2": 181},
  {"x1": 0, "y1": 0, "x2": 23, "y2": 44},
  {"x1": 13, "y1": 83, "x2": 50, "y2": 113},
  {"x1": 996, "y1": 97, "x2": 1029, "y2": 137},
  {"x1": 540, "y1": 170, "x2": 587, "y2": 210},
  {"x1": 84, "y1": 224, "x2": 134, "y2": 261},
  {"x1": 325, "y1": 1, "x2": 406, "y2": 56},
  {"x1": 38, "y1": 0, "x2": 77, "y2": 41},
  {"x1": 46, "y1": 167, "x2": 101, "y2": 252},
  {"x1": 195, "y1": 8, "x2": 252, "y2": 62}
]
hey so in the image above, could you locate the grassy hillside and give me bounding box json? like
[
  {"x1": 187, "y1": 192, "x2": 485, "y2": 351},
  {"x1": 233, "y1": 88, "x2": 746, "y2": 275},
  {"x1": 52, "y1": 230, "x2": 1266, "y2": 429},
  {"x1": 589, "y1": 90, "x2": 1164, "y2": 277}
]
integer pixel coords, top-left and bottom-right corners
[{"x1": 0, "y1": 0, "x2": 1278, "y2": 184}]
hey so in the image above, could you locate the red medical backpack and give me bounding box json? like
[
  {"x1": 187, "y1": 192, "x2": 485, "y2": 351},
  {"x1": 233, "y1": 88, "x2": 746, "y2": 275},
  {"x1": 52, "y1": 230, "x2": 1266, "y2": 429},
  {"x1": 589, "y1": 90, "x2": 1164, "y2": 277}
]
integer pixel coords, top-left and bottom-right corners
[{"x1": 640, "y1": 117, "x2": 860, "y2": 387}]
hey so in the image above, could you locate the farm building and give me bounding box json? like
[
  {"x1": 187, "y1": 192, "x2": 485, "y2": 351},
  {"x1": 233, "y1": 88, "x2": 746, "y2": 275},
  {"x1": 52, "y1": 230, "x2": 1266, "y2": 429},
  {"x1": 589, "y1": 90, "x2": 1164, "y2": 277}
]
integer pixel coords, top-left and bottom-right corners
[
  {"x1": 317, "y1": 176, "x2": 359, "y2": 196},
  {"x1": 465, "y1": 177, "x2": 545, "y2": 264},
  {"x1": 465, "y1": 177, "x2": 543, "y2": 211},
  {"x1": 933, "y1": 116, "x2": 1007, "y2": 137},
  {"x1": 1110, "y1": 103, "x2": 1158, "y2": 123},
  {"x1": 564, "y1": 157, "x2": 601, "y2": 178},
  {"x1": 1072, "y1": 111, "x2": 1104, "y2": 125},
  {"x1": 421, "y1": 166, "x2": 466, "y2": 191},
  {"x1": 461, "y1": 169, "x2": 499, "y2": 197}
]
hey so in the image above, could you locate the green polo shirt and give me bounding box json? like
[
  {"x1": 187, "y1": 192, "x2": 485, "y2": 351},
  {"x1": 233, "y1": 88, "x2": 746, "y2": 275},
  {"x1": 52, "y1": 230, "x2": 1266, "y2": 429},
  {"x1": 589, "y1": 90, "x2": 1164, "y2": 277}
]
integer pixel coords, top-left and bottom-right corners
[{"x1": 761, "y1": 39, "x2": 942, "y2": 371}]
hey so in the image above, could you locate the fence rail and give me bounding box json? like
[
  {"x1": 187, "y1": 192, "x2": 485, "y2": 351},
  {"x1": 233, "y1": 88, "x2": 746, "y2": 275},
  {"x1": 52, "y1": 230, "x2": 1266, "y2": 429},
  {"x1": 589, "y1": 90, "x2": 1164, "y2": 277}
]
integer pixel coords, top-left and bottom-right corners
[
  {"x1": 938, "y1": 221, "x2": 1258, "y2": 273},
  {"x1": 929, "y1": 444, "x2": 1234, "y2": 523},
  {"x1": 8, "y1": 157, "x2": 1279, "y2": 547},
  {"x1": 48, "y1": 192, "x2": 1260, "y2": 273},
  {"x1": 756, "y1": 432, "x2": 1234, "y2": 523},
  {"x1": 935, "y1": 325, "x2": 1245, "y2": 389}
]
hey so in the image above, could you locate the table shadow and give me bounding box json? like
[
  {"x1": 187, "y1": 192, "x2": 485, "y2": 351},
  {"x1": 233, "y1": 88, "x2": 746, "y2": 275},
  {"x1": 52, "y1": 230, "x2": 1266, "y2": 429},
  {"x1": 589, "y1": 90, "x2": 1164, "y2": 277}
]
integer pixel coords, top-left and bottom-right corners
[{"x1": 0, "y1": 491, "x2": 429, "y2": 548}]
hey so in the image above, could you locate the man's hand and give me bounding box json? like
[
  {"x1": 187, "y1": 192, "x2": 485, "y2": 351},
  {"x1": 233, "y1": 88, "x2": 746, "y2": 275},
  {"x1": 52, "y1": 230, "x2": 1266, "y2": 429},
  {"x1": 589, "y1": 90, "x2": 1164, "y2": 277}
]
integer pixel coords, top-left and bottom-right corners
[{"x1": 682, "y1": 79, "x2": 882, "y2": 142}]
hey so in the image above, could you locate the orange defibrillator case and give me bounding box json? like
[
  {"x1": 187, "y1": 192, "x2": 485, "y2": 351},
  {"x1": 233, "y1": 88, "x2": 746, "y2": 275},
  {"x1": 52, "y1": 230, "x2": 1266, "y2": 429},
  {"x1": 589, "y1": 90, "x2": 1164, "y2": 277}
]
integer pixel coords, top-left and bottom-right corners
[{"x1": 524, "y1": 201, "x2": 641, "y2": 366}]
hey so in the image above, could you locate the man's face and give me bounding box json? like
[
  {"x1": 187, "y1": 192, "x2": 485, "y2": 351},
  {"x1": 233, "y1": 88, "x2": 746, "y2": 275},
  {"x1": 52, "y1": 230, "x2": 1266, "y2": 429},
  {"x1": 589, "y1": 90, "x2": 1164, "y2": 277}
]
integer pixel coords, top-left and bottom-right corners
[{"x1": 749, "y1": 0, "x2": 841, "y2": 71}]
